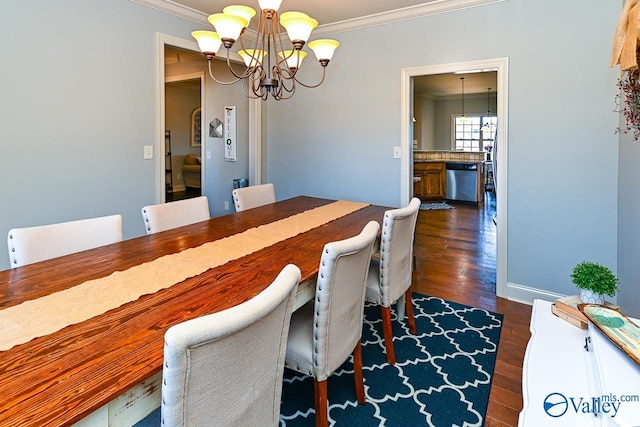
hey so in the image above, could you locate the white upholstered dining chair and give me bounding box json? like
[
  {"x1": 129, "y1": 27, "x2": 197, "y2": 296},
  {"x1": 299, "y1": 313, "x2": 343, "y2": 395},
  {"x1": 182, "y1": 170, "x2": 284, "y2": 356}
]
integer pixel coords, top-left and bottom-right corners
[
  {"x1": 7, "y1": 214, "x2": 123, "y2": 268},
  {"x1": 365, "y1": 197, "x2": 421, "y2": 365},
  {"x1": 141, "y1": 196, "x2": 210, "y2": 235},
  {"x1": 285, "y1": 220, "x2": 380, "y2": 427},
  {"x1": 232, "y1": 183, "x2": 275, "y2": 212},
  {"x1": 161, "y1": 264, "x2": 301, "y2": 427}
]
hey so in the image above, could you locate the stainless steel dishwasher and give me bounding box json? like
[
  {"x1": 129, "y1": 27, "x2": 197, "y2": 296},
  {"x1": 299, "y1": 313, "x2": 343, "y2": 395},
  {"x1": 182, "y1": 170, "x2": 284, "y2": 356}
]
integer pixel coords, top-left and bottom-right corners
[{"x1": 446, "y1": 162, "x2": 478, "y2": 203}]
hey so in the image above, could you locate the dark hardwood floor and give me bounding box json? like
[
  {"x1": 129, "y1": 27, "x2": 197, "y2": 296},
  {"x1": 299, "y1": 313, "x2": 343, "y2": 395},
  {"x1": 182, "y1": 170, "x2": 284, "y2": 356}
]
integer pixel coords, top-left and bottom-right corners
[
  {"x1": 412, "y1": 193, "x2": 531, "y2": 427},
  {"x1": 166, "y1": 187, "x2": 201, "y2": 202}
]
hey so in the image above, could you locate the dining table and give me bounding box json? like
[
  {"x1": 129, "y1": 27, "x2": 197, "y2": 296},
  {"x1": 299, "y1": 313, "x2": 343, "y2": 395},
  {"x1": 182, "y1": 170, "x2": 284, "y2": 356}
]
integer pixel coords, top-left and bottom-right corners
[{"x1": 0, "y1": 196, "x2": 388, "y2": 426}]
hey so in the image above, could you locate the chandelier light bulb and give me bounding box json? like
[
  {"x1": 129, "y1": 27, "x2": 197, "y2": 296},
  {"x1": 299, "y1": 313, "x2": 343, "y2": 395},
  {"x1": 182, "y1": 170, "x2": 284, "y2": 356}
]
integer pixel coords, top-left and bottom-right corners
[
  {"x1": 308, "y1": 39, "x2": 340, "y2": 63},
  {"x1": 257, "y1": 0, "x2": 283, "y2": 12},
  {"x1": 238, "y1": 49, "x2": 267, "y2": 67},
  {"x1": 280, "y1": 14, "x2": 318, "y2": 44},
  {"x1": 208, "y1": 13, "x2": 248, "y2": 45},
  {"x1": 279, "y1": 50, "x2": 307, "y2": 69},
  {"x1": 223, "y1": 5, "x2": 256, "y2": 27},
  {"x1": 191, "y1": 31, "x2": 222, "y2": 57},
  {"x1": 279, "y1": 11, "x2": 309, "y2": 20}
]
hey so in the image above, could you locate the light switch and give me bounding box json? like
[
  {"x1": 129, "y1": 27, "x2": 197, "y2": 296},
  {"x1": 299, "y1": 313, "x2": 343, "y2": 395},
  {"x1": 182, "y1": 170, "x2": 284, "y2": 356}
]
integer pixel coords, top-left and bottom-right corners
[
  {"x1": 144, "y1": 145, "x2": 153, "y2": 159},
  {"x1": 393, "y1": 146, "x2": 401, "y2": 159}
]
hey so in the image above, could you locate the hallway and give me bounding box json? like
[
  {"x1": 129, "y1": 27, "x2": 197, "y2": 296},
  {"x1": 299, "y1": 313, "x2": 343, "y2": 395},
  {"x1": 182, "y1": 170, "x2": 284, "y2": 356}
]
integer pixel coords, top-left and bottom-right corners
[{"x1": 412, "y1": 192, "x2": 531, "y2": 426}]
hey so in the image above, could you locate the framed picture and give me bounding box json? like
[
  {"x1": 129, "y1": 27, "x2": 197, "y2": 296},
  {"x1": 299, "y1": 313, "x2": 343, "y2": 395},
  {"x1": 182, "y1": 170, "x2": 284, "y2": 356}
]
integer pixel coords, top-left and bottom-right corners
[
  {"x1": 191, "y1": 107, "x2": 201, "y2": 147},
  {"x1": 209, "y1": 117, "x2": 223, "y2": 138}
]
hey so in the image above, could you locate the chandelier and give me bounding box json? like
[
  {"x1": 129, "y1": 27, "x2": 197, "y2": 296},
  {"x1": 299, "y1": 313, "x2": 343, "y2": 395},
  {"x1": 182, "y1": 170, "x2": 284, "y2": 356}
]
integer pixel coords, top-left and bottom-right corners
[{"x1": 191, "y1": 1, "x2": 339, "y2": 101}]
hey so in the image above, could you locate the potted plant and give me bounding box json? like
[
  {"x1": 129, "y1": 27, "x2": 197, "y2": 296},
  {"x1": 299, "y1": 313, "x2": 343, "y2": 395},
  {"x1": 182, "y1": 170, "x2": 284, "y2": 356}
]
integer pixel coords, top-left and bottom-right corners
[{"x1": 570, "y1": 261, "x2": 619, "y2": 304}]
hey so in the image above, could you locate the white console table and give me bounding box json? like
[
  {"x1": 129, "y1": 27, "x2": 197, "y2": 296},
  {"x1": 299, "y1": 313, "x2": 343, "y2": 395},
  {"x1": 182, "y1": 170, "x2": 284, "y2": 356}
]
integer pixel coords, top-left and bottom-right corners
[{"x1": 519, "y1": 299, "x2": 640, "y2": 427}]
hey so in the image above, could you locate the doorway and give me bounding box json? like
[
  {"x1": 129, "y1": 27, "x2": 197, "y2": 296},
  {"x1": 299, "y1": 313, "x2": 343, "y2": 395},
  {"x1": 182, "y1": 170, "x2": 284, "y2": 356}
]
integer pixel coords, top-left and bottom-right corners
[
  {"x1": 165, "y1": 73, "x2": 204, "y2": 202},
  {"x1": 401, "y1": 58, "x2": 509, "y2": 298},
  {"x1": 156, "y1": 33, "x2": 263, "y2": 212},
  {"x1": 164, "y1": 44, "x2": 205, "y2": 203}
]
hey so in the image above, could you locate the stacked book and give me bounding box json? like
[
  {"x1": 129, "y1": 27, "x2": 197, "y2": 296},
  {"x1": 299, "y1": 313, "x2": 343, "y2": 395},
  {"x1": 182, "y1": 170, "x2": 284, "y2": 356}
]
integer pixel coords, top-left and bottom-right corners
[{"x1": 551, "y1": 295, "x2": 619, "y2": 329}]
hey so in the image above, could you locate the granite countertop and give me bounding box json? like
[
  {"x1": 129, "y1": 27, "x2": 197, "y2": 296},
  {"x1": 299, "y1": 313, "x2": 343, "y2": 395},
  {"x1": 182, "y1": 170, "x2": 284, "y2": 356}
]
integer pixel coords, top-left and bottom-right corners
[
  {"x1": 414, "y1": 150, "x2": 486, "y2": 164},
  {"x1": 414, "y1": 150, "x2": 485, "y2": 154},
  {"x1": 414, "y1": 159, "x2": 481, "y2": 164}
]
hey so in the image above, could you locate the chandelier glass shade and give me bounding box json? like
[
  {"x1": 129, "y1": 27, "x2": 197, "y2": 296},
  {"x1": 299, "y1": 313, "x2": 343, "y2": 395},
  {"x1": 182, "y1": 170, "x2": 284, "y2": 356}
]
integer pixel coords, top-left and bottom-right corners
[{"x1": 191, "y1": 1, "x2": 339, "y2": 100}]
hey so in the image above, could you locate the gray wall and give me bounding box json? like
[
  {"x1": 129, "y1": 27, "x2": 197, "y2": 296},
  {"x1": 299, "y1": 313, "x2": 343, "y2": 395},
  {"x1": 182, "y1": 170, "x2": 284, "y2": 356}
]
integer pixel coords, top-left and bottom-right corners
[
  {"x1": 617, "y1": 123, "x2": 640, "y2": 317},
  {"x1": 264, "y1": 0, "x2": 624, "y2": 307},
  {"x1": 0, "y1": 1, "x2": 244, "y2": 271},
  {"x1": 414, "y1": 95, "x2": 436, "y2": 150}
]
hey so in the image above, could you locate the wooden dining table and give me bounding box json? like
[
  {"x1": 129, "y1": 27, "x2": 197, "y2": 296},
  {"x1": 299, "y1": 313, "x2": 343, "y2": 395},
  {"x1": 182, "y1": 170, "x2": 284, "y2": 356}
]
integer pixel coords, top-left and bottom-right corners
[{"x1": 0, "y1": 196, "x2": 388, "y2": 427}]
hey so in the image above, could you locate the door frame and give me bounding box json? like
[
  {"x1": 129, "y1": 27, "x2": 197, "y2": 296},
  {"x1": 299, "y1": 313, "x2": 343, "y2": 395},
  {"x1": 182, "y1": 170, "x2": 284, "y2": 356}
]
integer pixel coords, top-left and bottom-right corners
[
  {"x1": 156, "y1": 33, "x2": 262, "y2": 204},
  {"x1": 400, "y1": 57, "x2": 509, "y2": 298}
]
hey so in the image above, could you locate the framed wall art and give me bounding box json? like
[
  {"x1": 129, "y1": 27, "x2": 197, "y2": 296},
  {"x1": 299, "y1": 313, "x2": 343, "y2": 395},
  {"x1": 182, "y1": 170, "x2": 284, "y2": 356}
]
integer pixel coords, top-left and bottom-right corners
[{"x1": 191, "y1": 107, "x2": 201, "y2": 147}]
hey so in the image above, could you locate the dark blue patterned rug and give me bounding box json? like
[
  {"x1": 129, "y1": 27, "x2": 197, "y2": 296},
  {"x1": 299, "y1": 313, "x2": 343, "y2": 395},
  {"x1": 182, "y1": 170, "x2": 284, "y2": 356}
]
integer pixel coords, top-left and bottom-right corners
[
  {"x1": 136, "y1": 294, "x2": 502, "y2": 427},
  {"x1": 279, "y1": 294, "x2": 503, "y2": 426}
]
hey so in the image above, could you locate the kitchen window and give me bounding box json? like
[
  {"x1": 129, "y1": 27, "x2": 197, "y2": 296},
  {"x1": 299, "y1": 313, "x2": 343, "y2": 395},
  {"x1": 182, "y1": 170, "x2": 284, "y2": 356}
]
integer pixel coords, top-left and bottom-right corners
[{"x1": 453, "y1": 115, "x2": 497, "y2": 151}]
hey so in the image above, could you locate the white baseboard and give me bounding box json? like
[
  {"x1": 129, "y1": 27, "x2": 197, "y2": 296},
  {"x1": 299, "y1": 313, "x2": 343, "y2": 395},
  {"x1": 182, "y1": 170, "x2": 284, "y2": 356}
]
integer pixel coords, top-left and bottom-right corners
[
  {"x1": 505, "y1": 282, "x2": 565, "y2": 306},
  {"x1": 168, "y1": 184, "x2": 186, "y2": 192}
]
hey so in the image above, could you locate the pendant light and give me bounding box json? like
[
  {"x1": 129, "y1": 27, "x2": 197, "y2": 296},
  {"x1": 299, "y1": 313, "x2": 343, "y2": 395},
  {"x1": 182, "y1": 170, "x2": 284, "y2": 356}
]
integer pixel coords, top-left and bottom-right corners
[
  {"x1": 459, "y1": 77, "x2": 467, "y2": 122},
  {"x1": 481, "y1": 88, "x2": 492, "y2": 131}
]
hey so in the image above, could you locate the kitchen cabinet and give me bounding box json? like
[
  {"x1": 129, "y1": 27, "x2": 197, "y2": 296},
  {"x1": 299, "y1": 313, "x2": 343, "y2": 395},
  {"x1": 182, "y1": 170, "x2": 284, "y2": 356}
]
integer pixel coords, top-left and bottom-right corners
[{"x1": 414, "y1": 162, "x2": 445, "y2": 200}]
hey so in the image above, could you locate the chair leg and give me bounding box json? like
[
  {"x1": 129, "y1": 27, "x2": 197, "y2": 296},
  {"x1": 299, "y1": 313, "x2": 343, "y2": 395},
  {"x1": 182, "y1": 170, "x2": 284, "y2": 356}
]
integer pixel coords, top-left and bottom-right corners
[
  {"x1": 314, "y1": 379, "x2": 328, "y2": 427},
  {"x1": 405, "y1": 288, "x2": 417, "y2": 334},
  {"x1": 352, "y1": 341, "x2": 366, "y2": 404},
  {"x1": 381, "y1": 306, "x2": 396, "y2": 365}
]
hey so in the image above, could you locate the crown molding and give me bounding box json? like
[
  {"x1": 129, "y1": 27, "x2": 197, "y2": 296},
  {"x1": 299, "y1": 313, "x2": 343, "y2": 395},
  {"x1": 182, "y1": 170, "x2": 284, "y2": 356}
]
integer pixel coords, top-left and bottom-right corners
[
  {"x1": 130, "y1": 0, "x2": 209, "y2": 25},
  {"x1": 314, "y1": 0, "x2": 507, "y2": 36},
  {"x1": 131, "y1": 0, "x2": 507, "y2": 34}
]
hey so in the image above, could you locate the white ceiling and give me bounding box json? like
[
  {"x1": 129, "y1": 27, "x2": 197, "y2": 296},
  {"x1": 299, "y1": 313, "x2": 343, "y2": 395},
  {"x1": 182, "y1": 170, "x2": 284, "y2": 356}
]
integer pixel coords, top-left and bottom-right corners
[
  {"x1": 164, "y1": 0, "x2": 498, "y2": 96},
  {"x1": 171, "y1": 0, "x2": 439, "y2": 26}
]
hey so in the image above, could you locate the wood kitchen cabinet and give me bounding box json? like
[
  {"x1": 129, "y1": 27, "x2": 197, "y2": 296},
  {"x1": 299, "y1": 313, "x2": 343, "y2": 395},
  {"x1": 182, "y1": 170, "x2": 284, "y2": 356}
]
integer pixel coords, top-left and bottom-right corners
[{"x1": 413, "y1": 162, "x2": 445, "y2": 201}]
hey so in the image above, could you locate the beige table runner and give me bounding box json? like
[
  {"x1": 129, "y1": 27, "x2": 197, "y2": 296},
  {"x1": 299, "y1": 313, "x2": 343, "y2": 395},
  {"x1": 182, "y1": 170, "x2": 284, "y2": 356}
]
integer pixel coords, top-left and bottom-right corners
[{"x1": 0, "y1": 200, "x2": 369, "y2": 351}]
